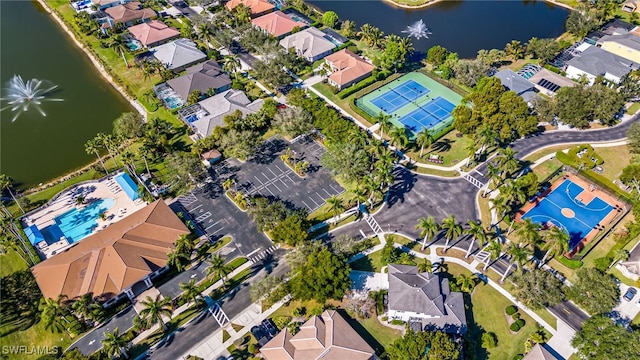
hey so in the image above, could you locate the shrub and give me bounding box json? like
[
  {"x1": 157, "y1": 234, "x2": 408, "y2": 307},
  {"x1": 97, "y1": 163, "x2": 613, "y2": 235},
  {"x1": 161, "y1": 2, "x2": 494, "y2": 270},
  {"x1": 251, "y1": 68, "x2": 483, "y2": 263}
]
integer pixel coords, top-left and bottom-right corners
[
  {"x1": 272, "y1": 316, "x2": 292, "y2": 330},
  {"x1": 594, "y1": 257, "x2": 613, "y2": 272},
  {"x1": 336, "y1": 75, "x2": 379, "y2": 99},
  {"x1": 506, "y1": 305, "x2": 518, "y2": 315},
  {"x1": 247, "y1": 343, "x2": 257, "y2": 354},
  {"x1": 292, "y1": 306, "x2": 307, "y2": 317},
  {"x1": 481, "y1": 332, "x2": 498, "y2": 348},
  {"x1": 510, "y1": 322, "x2": 521, "y2": 332},
  {"x1": 516, "y1": 319, "x2": 526, "y2": 328},
  {"x1": 381, "y1": 316, "x2": 388, "y2": 322},
  {"x1": 512, "y1": 312, "x2": 521, "y2": 320},
  {"x1": 390, "y1": 319, "x2": 405, "y2": 326}
]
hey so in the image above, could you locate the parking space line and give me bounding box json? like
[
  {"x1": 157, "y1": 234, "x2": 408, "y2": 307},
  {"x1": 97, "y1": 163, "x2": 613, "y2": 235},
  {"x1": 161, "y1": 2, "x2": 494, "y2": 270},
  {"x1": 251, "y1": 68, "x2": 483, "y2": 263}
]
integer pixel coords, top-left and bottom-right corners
[
  {"x1": 204, "y1": 220, "x2": 222, "y2": 231},
  {"x1": 255, "y1": 176, "x2": 265, "y2": 186},
  {"x1": 268, "y1": 168, "x2": 281, "y2": 178},
  {"x1": 308, "y1": 196, "x2": 321, "y2": 207},
  {"x1": 329, "y1": 184, "x2": 343, "y2": 193},
  {"x1": 278, "y1": 178, "x2": 289, "y2": 188},
  {"x1": 210, "y1": 227, "x2": 224, "y2": 235},
  {"x1": 322, "y1": 188, "x2": 332, "y2": 197},
  {"x1": 262, "y1": 173, "x2": 271, "y2": 183},
  {"x1": 271, "y1": 182, "x2": 282, "y2": 192},
  {"x1": 189, "y1": 204, "x2": 203, "y2": 211},
  {"x1": 195, "y1": 212, "x2": 212, "y2": 222},
  {"x1": 301, "y1": 200, "x2": 313, "y2": 211}
]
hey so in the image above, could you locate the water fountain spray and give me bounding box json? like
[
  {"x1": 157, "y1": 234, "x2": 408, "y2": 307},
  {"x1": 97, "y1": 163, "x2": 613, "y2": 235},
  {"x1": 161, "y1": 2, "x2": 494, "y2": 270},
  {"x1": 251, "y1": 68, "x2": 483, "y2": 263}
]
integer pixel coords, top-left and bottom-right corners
[{"x1": 1, "y1": 75, "x2": 63, "y2": 122}]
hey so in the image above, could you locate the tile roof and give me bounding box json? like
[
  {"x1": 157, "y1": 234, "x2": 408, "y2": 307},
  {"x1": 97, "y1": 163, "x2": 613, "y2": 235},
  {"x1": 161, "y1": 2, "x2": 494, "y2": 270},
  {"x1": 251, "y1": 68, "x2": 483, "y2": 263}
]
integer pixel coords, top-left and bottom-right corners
[
  {"x1": 387, "y1": 264, "x2": 466, "y2": 332},
  {"x1": 225, "y1": 0, "x2": 274, "y2": 15},
  {"x1": 105, "y1": 2, "x2": 156, "y2": 23},
  {"x1": 279, "y1": 27, "x2": 336, "y2": 60},
  {"x1": 166, "y1": 60, "x2": 232, "y2": 100},
  {"x1": 150, "y1": 39, "x2": 207, "y2": 70},
  {"x1": 252, "y1": 11, "x2": 306, "y2": 38},
  {"x1": 523, "y1": 344, "x2": 558, "y2": 360},
  {"x1": 494, "y1": 69, "x2": 535, "y2": 95},
  {"x1": 261, "y1": 310, "x2": 376, "y2": 360},
  {"x1": 567, "y1": 45, "x2": 639, "y2": 78},
  {"x1": 325, "y1": 49, "x2": 375, "y2": 87},
  {"x1": 128, "y1": 20, "x2": 179, "y2": 47},
  {"x1": 191, "y1": 89, "x2": 264, "y2": 136},
  {"x1": 31, "y1": 200, "x2": 189, "y2": 300}
]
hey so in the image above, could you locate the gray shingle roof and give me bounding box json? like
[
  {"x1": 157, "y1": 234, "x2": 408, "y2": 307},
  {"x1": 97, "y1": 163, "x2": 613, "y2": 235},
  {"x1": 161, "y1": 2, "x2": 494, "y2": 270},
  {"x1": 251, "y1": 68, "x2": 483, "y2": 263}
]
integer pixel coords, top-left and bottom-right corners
[
  {"x1": 150, "y1": 39, "x2": 207, "y2": 70},
  {"x1": 387, "y1": 264, "x2": 466, "y2": 332},
  {"x1": 280, "y1": 27, "x2": 336, "y2": 59},
  {"x1": 191, "y1": 89, "x2": 263, "y2": 136},
  {"x1": 567, "y1": 45, "x2": 639, "y2": 78},
  {"x1": 494, "y1": 69, "x2": 534, "y2": 95},
  {"x1": 598, "y1": 32, "x2": 640, "y2": 52},
  {"x1": 166, "y1": 60, "x2": 231, "y2": 100}
]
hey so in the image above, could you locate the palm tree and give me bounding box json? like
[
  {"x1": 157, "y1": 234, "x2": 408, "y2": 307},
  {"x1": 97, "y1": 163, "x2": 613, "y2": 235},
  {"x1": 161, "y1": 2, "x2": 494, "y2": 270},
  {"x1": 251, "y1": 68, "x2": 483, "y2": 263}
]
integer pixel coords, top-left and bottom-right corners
[
  {"x1": 415, "y1": 129, "x2": 433, "y2": 158},
  {"x1": 376, "y1": 112, "x2": 392, "y2": 139},
  {"x1": 389, "y1": 126, "x2": 409, "y2": 149},
  {"x1": 197, "y1": 23, "x2": 214, "y2": 48},
  {"x1": 465, "y1": 142, "x2": 478, "y2": 167},
  {"x1": 175, "y1": 234, "x2": 197, "y2": 257},
  {"x1": 85, "y1": 139, "x2": 108, "y2": 174},
  {"x1": 223, "y1": 55, "x2": 241, "y2": 80},
  {"x1": 166, "y1": 249, "x2": 189, "y2": 271},
  {"x1": 139, "y1": 294, "x2": 172, "y2": 332},
  {"x1": 490, "y1": 195, "x2": 510, "y2": 226},
  {"x1": 0, "y1": 174, "x2": 24, "y2": 214},
  {"x1": 369, "y1": 27, "x2": 384, "y2": 48},
  {"x1": 39, "y1": 295, "x2": 70, "y2": 333},
  {"x1": 483, "y1": 163, "x2": 502, "y2": 197},
  {"x1": 358, "y1": 23, "x2": 374, "y2": 44},
  {"x1": 417, "y1": 258, "x2": 433, "y2": 273},
  {"x1": 416, "y1": 216, "x2": 440, "y2": 251},
  {"x1": 474, "y1": 124, "x2": 497, "y2": 155},
  {"x1": 456, "y1": 274, "x2": 476, "y2": 293},
  {"x1": 121, "y1": 150, "x2": 137, "y2": 177},
  {"x1": 108, "y1": 34, "x2": 129, "y2": 67},
  {"x1": 516, "y1": 218, "x2": 541, "y2": 249},
  {"x1": 483, "y1": 239, "x2": 503, "y2": 271},
  {"x1": 72, "y1": 293, "x2": 94, "y2": 321},
  {"x1": 495, "y1": 147, "x2": 519, "y2": 178},
  {"x1": 502, "y1": 243, "x2": 532, "y2": 282},
  {"x1": 504, "y1": 40, "x2": 524, "y2": 60},
  {"x1": 352, "y1": 185, "x2": 368, "y2": 216},
  {"x1": 611, "y1": 249, "x2": 630, "y2": 269},
  {"x1": 540, "y1": 227, "x2": 570, "y2": 264},
  {"x1": 137, "y1": 144, "x2": 152, "y2": 178},
  {"x1": 326, "y1": 195, "x2": 344, "y2": 224},
  {"x1": 102, "y1": 327, "x2": 129, "y2": 359},
  {"x1": 441, "y1": 214, "x2": 462, "y2": 251},
  {"x1": 179, "y1": 279, "x2": 202, "y2": 306},
  {"x1": 96, "y1": 133, "x2": 120, "y2": 167},
  {"x1": 465, "y1": 220, "x2": 487, "y2": 258},
  {"x1": 398, "y1": 37, "x2": 414, "y2": 59},
  {"x1": 501, "y1": 179, "x2": 527, "y2": 207},
  {"x1": 206, "y1": 254, "x2": 231, "y2": 288}
]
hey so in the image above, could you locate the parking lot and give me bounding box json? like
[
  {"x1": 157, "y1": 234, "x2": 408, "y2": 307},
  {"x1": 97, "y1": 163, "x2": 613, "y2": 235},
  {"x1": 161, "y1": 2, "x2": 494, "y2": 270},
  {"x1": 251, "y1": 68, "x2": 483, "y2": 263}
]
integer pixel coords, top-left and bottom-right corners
[{"x1": 217, "y1": 136, "x2": 344, "y2": 213}]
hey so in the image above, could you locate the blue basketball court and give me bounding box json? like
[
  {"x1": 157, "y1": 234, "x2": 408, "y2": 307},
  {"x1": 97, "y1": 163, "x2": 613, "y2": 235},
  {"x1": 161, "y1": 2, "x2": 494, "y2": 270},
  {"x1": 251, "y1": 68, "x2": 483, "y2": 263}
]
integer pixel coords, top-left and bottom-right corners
[
  {"x1": 370, "y1": 80, "x2": 430, "y2": 114},
  {"x1": 397, "y1": 96, "x2": 456, "y2": 133},
  {"x1": 521, "y1": 178, "x2": 616, "y2": 249}
]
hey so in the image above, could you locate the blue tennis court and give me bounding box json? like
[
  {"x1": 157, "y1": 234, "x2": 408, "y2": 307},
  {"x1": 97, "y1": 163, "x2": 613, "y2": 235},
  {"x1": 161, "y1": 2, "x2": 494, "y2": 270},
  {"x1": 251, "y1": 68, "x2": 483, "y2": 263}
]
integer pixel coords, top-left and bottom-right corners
[
  {"x1": 397, "y1": 96, "x2": 456, "y2": 132},
  {"x1": 521, "y1": 178, "x2": 616, "y2": 250},
  {"x1": 370, "y1": 80, "x2": 430, "y2": 114}
]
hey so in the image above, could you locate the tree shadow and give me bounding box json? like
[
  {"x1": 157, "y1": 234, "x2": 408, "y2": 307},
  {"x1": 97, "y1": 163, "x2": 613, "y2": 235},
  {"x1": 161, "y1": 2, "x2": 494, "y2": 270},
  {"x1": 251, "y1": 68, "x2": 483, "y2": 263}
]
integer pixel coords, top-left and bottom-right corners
[
  {"x1": 338, "y1": 309, "x2": 386, "y2": 356},
  {"x1": 432, "y1": 138, "x2": 452, "y2": 153},
  {"x1": 0, "y1": 270, "x2": 41, "y2": 337},
  {"x1": 385, "y1": 166, "x2": 417, "y2": 207},
  {"x1": 463, "y1": 291, "x2": 490, "y2": 360},
  {"x1": 250, "y1": 138, "x2": 287, "y2": 165}
]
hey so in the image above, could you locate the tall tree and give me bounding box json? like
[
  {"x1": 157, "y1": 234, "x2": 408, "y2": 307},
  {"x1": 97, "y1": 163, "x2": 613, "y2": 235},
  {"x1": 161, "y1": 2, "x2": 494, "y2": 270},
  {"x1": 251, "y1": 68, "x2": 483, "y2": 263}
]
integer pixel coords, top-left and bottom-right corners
[
  {"x1": 85, "y1": 139, "x2": 109, "y2": 174},
  {"x1": 139, "y1": 295, "x2": 172, "y2": 332},
  {"x1": 512, "y1": 269, "x2": 565, "y2": 309},
  {"x1": 39, "y1": 295, "x2": 71, "y2": 333},
  {"x1": 465, "y1": 220, "x2": 488, "y2": 258},
  {"x1": 417, "y1": 258, "x2": 433, "y2": 273},
  {"x1": 376, "y1": 112, "x2": 392, "y2": 139},
  {"x1": 483, "y1": 239, "x2": 503, "y2": 271},
  {"x1": 540, "y1": 227, "x2": 570, "y2": 264},
  {"x1": 326, "y1": 195, "x2": 345, "y2": 224},
  {"x1": 572, "y1": 316, "x2": 640, "y2": 359},
  {"x1": 0, "y1": 174, "x2": 24, "y2": 214},
  {"x1": 206, "y1": 254, "x2": 231, "y2": 288},
  {"x1": 504, "y1": 40, "x2": 524, "y2": 60},
  {"x1": 415, "y1": 128, "x2": 434, "y2": 158},
  {"x1": 389, "y1": 126, "x2": 409, "y2": 149},
  {"x1": 223, "y1": 54, "x2": 242, "y2": 79},
  {"x1": 321, "y1": 10, "x2": 339, "y2": 28},
  {"x1": 441, "y1": 214, "x2": 462, "y2": 251},
  {"x1": 272, "y1": 107, "x2": 313, "y2": 138},
  {"x1": 502, "y1": 242, "x2": 532, "y2": 282},
  {"x1": 179, "y1": 279, "x2": 202, "y2": 306},
  {"x1": 290, "y1": 247, "x2": 351, "y2": 302},
  {"x1": 416, "y1": 216, "x2": 440, "y2": 251},
  {"x1": 495, "y1": 147, "x2": 519, "y2": 178},
  {"x1": 101, "y1": 327, "x2": 129, "y2": 359},
  {"x1": 166, "y1": 249, "x2": 189, "y2": 272},
  {"x1": 567, "y1": 268, "x2": 620, "y2": 315}
]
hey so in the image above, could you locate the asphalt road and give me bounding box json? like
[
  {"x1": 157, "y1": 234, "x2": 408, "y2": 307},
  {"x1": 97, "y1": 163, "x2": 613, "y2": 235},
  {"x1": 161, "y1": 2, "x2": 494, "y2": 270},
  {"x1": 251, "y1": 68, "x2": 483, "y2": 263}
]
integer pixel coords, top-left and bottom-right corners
[
  {"x1": 512, "y1": 113, "x2": 640, "y2": 159},
  {"x1": 69, "y1": 306, "x2": 137, "y2": 355},
  {"x1": 549, "y1": 300, "x2": 590, "y2": 331},
  {"x1": 148, "y1": 252, "x2": 289, "y2": 360}
]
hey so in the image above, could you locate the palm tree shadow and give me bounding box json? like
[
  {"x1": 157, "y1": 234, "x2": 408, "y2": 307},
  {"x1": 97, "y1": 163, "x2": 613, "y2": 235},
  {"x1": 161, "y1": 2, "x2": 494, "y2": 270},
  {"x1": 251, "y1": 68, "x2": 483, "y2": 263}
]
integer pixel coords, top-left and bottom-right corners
[
  {"x1": 462, "y1": 291, "x2": 490, "y2": 360},
  {"x1": 385, "y1": 167, "x2": 417, "y2": 207},
  {"x1": 432, "y1": 138, "x2": 452, "y2": 153}
]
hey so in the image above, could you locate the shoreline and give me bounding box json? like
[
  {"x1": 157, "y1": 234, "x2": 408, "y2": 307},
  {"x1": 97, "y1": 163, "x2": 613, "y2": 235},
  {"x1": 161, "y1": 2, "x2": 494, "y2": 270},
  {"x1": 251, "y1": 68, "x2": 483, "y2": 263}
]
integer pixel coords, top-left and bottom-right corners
[
  {"x1": 35, "y1": 0, "x2": 147, "y2": 119},
  {"x1": 383, "y1": 0, "x2": 574, "y2": 11}
]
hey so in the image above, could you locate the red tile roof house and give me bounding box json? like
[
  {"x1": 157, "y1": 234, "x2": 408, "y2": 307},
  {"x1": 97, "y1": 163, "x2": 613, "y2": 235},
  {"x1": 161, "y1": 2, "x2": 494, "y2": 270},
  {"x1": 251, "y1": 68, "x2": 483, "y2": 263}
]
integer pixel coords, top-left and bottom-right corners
[
  {"x1": 251, "y1": 11, "x2": 307, "y2": 39},
  {"x1": 128, "y1": 20, "x2": 180, "y2": 48},
  {"x1": 324, "y1": 49, "x2": 375, "y2": 90},
  {"x1": 225, "y1": 0, "x2": 275, "y2": 18},
  {"x1": 104, "y1": 2, "x2": 156, "y2": 28}
]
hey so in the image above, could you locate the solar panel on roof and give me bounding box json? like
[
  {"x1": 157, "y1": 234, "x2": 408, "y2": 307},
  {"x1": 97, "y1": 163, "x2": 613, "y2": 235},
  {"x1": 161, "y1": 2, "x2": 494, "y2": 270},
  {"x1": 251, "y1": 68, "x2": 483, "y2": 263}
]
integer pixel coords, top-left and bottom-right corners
[{"x1": 537, "y1": 78, "x2": 561, "y2": 93}]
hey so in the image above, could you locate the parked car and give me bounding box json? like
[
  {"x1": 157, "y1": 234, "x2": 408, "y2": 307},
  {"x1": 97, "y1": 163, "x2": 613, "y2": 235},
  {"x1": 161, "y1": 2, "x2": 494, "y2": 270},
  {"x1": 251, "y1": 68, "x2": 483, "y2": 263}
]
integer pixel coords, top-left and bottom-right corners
[
  {"x1": 262, "y1": 319, "x2": 277, "y2": 338},
  {"x1": 623, "y1": 287, "x2": 637, "y2": 301},
  {"x1": 251, "y1": 325, "x2": 269, "y2": 346}
]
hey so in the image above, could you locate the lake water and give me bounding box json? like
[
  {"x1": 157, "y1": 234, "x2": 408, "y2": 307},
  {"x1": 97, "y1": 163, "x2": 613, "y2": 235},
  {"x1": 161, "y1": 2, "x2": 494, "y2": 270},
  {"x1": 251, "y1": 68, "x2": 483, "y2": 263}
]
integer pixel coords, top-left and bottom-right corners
[
  {"x1": 306, "y1": 0, "x2": 570, "y2": 58},
  {"x1": 0, "y1": 1, "x2": 133, "y2": 189}
]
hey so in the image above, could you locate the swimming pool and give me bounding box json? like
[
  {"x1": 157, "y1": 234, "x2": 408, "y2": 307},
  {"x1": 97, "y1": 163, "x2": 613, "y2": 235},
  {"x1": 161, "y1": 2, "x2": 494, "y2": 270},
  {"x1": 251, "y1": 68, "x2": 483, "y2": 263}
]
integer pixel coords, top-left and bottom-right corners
[{"x1": 40, "y1": 198, "x2": 115, "y2": 244}]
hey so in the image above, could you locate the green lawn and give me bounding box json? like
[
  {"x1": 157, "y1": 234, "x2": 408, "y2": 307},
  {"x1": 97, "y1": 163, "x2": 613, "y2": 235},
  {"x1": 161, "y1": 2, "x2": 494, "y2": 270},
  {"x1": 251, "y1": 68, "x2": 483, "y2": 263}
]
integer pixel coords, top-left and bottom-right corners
[
  {"x1": 595, "y1": 145, "x2": 632, "y2": 182},
  {"x1": 523, "y1": 145, "x2": 570, "y2": 163},
  {"x1": 532, "y1": 158, "x2": 563, "y2": 182},
  {"x1": 404, "y1": 131, "x2": 474, "y2": 167},
  {"x1": 353, "y1": 316, "x2": 402, "y2": 353},
  {"x1": 0, "y1": 249, "x2": 29, "y2": 278},
  {"x1": 627, "y1": 102, "x2": 640, "y2": 115},
  {"x1": 349, "y1": 250, "x2": 384, "y2": 272}
]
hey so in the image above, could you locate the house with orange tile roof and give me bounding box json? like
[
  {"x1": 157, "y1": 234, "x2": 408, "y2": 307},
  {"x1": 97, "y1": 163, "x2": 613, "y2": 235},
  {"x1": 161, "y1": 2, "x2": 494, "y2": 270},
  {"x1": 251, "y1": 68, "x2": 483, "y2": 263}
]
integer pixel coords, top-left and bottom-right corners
[
  {"x1": 225, "y1": 0, "x2": 275, "y2": 18},
  {"x1": 260, "y1": 310, "x2": 378, "y2": 360},
  {"x1": 30, "y1": 200, "x2": 189, "y2": 305},
  {"x1": 104, "y1": 2, "x2": 156, "y2": 27},
  {"x1": 251, "y1": 11, "x2": 306, "y2": 39},
  {"x1": 324, "y1": 49, "x2": 375, "y2": 90},
  {"x1": 128, "y1": 20, "x2": 180, "y2": 48}
]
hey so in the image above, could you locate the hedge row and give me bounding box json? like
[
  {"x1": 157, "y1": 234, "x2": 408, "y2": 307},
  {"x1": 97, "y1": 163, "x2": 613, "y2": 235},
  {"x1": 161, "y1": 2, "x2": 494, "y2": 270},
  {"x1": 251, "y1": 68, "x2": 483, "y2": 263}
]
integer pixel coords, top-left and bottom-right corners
[{"x1": 337, "y1": 75, "x2": 379, "y2": 99}]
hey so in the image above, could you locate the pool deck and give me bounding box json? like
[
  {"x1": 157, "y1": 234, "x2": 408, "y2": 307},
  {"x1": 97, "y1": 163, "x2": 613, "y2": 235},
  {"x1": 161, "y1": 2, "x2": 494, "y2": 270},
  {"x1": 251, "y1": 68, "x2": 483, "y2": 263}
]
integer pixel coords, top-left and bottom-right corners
[
  {"x1": 515, "y1": 173, "x2": 623, "y2": 257},
  {"x1": 22, "y1": 173, "x2": 148, "y2": 258}
]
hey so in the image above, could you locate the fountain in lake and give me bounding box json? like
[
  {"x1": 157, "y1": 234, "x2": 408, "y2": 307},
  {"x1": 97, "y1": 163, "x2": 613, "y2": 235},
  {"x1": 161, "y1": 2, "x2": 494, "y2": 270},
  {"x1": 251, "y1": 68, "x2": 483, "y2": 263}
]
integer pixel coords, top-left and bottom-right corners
[
  {"x1": 402, "y1": 19, "x2": 432, "y2": 40},
  {"x1": 1, "y1": 75, "x2": 62, "y2": 122}
]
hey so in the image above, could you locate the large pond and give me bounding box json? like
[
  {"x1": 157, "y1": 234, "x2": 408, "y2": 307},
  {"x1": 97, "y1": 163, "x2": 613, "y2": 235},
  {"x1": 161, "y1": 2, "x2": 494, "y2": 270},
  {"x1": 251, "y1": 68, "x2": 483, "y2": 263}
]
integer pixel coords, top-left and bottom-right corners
[
  {"x1": 306, "y1": 0, "x2": 570, "y2": 58},
  {"x1": 0, "y1": 1, "x2": 133, "y2": 189}
]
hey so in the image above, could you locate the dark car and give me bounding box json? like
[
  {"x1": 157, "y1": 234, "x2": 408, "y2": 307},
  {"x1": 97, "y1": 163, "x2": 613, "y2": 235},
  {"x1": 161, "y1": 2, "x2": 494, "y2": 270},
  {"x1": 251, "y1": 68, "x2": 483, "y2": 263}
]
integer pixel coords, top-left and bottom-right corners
[
  {"x1": 623, "y1": 287, "x2": 637, "y2": 301},
  {"x1": 262, "y1": 319, "x2": 277, "y2": 338},
  {"x1": 251, "y1": 326, "x2": 268, "y2": 346}
]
